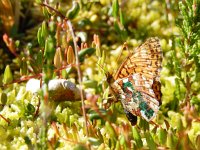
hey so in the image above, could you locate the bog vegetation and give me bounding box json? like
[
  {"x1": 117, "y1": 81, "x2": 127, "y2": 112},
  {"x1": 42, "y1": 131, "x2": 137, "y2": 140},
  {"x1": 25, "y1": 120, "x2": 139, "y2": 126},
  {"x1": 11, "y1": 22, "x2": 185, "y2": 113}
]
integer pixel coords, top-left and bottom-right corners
[{"x1": 0, "y1": 0, "x2": 200, "y2": 149}]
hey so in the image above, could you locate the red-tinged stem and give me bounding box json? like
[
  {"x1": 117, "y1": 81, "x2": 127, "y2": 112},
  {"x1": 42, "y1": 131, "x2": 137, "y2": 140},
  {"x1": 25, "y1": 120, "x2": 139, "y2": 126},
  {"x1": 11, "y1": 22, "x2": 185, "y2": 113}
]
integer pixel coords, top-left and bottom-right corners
[
  {"x1": 0, "y1": 114, "x2": 10, "y2": 124},
  {"x1": 39, "y1": 3, "x2": 66, "y2": 20},
  {"x1": 66, "y1": 20, "x2": 89, "y2": 137}
]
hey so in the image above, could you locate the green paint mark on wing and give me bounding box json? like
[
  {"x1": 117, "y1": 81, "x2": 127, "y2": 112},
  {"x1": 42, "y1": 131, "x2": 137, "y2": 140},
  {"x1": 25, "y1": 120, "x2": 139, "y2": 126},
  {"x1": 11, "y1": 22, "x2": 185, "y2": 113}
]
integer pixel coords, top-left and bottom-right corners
[
  {"x1": 120, "y1": 79, "x2": 155, "y2": 120},
  {"x1": 137, "y1": 91, "x2": 142, "y2": 101},
  {"x1": 123, "y1": 81, "x2": 134, "y2": 90},
  {"x1": 139, "y1": 101, "x2": 147, "y2": 110},
  {"x1": 139, "y1": 102, "x2": 154, "y2": 119}
]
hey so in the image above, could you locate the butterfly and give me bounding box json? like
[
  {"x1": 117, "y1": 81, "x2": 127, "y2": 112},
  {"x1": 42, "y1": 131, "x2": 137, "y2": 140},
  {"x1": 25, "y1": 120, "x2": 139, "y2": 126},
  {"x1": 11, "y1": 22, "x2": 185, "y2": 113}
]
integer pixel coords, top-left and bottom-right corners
[{"x1": 107, "y1": 37, "x2": 162, "y2": 126}]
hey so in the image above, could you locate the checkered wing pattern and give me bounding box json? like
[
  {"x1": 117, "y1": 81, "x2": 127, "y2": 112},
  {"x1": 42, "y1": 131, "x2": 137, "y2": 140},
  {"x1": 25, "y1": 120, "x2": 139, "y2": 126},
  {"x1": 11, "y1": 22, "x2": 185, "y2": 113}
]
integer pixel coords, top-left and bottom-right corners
[{"x1": 110, "y1": 37, "x2": 162, "y2": 125}]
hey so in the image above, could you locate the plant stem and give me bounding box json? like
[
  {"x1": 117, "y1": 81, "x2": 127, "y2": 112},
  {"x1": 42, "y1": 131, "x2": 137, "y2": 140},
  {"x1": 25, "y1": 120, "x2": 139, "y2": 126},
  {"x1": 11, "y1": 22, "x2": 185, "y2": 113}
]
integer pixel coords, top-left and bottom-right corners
[{"x1": 66, "y1": 20, "x2": 89, "y2": 137}]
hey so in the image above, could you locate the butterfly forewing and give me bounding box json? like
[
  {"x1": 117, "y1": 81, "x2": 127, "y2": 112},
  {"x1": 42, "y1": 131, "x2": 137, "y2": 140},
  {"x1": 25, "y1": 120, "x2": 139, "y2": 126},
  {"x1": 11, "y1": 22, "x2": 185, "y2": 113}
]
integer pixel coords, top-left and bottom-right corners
[
  {"x1": 110, "y1": 37, "x2": 162, "y2": 124},
  {"x1": 114, "y1": 37, "x2": 162, "y2": 80}
]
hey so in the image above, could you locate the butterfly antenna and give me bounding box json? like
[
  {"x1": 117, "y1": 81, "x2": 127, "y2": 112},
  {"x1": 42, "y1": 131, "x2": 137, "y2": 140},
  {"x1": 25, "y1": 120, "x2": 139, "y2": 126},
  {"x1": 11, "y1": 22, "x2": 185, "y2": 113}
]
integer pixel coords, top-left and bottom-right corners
[
  {"x1": 96, "y1": 62, "x2": 108, "y2": 76},
  {"x1": 113, "y1": 42, "x2": 129, "y2": 76},
  {"x1": 116, "y1": 42, "x2": 128, "y2": 63}
]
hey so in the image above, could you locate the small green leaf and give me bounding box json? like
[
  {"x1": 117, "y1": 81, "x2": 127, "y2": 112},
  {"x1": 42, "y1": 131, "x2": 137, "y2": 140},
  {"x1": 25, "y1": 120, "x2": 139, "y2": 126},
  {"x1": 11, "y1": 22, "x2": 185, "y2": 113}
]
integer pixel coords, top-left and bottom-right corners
[
  {"x1": 191, "y1": 96, "x2": 200, "y2": 105},
  {"x1": 15, "y1": 40, "x2": 20, "y2": 47},
  {"x1": 27, "y1": 43, "x2": 33, "y2": 56},
  {"x1": 88, "y1": 137, "x2": 102, "y2": 146},
  {"x1": 41, "y1": 21, "x2": 49, "y2": 38},
  {"x1": 119, "y1": 135, "x2": 126, "y2": 146},
  {"x1": 167, "y1": 130, "x2": 177, "y2": 149},
  {"x1": 37, "y1": 27, "x2": 45, "y2": 46},
  {"x1": 67, "y1": 1, "x2": 80, "y2": 19},
  {"x1": 115, "y1": 141, "x2": 120, "y2": 150},
  {"x1": 83, "y1": 80, "x2": 98, "y2": 88},
  {"x1": 42, "y1": 7, "x2": 50, "y2": 19},
  {"x1": 177, "y1": 116, "x2": 184, "y2": 132},
  {"x1": 49, "y1": 21, "x2": 56, "y2": 34},
  {"x1": 112, "y1": 0, "x2": 119, "y2": 18},
  {"x1": 139, "y1": 118, "x2": 149, "y2": 131},
  {"x1": 36, "y1": 50, "x2": 43, "y2": 68},
  {"x1": 145, "y1": 131, "x2": 157, "y2": 150},
  {"x1": 24, "y1": 136, "x2": 32, "y2": 145},
  {"x1": 158, "y1": 128, "x2": 167, "y2": 145},
  {"x1": 35, "y1": 0, "x2": 42, "y2": 4},
  {"x1": 89, "y1": 111, "x2": 101, "y2": 121},
  {"x1": 105, "y1": 121, "x2": 117, "y2": 140},
  {"x1": 20, "y1": 57, "x2": 28, "y2": 75},
  {"x1": 43, "y1": 64, "x2": 54, "y2": 82},
  {"x1": 27, "y1": 103, "x2": 35, "y2": 114},
  {"x1": 132, "y1": 127, "x2": 143, "y2": 148},
  {"x1": 89, "y1": 109, "x2": 107, "y2": 122},
  {"x1": 114, "y1": 22, "x2": 120, "y2": 33},
  {"x1": 78, "y1": 48, "x2": 95, "y2": 62},
  {"x1": 3, "y1": 65, "x2": 13, "y2": 84},
  {"x1": 44, "y1": 36, "x2": 56, "y2": 60},
  {"x1": 73, "y1": 144, "x2": 87, "y2": 150},
  {"x1": 0, "y1": 92, "x2": 7, "y2": 105},
  {"x1": 119, "y1": 9, "x2": 125, "y2": 26},
  {"x1": 174, "y1": 78, "x2": 181, "y2": 100}
]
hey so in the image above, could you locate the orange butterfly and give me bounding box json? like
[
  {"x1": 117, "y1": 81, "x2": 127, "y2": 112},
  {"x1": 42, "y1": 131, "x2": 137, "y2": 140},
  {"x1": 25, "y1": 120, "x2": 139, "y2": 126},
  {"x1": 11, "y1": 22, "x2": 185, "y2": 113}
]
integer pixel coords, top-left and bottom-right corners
[{"x1": 107, "y1": 37, "x2": 162, "y2": 125}]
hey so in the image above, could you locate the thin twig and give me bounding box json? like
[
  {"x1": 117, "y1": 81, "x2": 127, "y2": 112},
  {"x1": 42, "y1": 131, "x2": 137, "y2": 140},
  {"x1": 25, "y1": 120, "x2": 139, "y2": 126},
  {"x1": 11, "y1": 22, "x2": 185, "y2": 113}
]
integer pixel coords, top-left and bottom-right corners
[
  {"x1": 40, "y1": 3, "x2": 66, "y2": 19},
  {"x1": 0, "y1": 114, "x2": 10, "y2": 124},
  {"x1": 66, "y1": 20, "x2": 89, "y2": 136}
]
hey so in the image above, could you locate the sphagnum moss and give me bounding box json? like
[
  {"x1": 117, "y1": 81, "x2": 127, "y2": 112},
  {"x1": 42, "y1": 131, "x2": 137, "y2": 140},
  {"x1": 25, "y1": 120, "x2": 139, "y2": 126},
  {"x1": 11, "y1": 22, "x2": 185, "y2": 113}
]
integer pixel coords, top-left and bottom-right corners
[{"x1": 0, "y1": 0, "x2": 200, "y2": 149}]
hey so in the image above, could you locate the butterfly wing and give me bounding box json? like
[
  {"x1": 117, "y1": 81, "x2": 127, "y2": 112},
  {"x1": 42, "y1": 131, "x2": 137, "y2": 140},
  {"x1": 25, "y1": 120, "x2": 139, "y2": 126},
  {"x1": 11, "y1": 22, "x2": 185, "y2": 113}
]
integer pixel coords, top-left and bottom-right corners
[
  {"x1": 112, "y1": 73, "x2": 160, "y2": 122},
  {"x1": 111, "y1": 37, "x2": 162, "y2": 124},
  {"x1": 114, "y1": 37, "x2": 162, "y2": 81}
]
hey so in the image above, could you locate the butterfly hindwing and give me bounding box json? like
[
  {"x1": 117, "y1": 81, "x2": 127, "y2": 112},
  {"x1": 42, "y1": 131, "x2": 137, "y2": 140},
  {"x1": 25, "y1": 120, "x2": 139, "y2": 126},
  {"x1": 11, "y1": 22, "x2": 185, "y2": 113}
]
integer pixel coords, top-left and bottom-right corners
[
  {"x1": 112, "y1": 74, "x2": 159, "y2": 122},
  {"x1": 109, "y1": 37, "x2": 162, "y2": 125}
]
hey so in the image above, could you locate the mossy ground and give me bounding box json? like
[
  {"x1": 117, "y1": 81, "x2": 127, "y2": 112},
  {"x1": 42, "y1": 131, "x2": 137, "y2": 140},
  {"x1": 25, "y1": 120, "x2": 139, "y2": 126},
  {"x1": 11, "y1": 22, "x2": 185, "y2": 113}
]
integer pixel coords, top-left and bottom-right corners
[{"x1": 0, "y1": 0, "x2": 200, "y2": 149}]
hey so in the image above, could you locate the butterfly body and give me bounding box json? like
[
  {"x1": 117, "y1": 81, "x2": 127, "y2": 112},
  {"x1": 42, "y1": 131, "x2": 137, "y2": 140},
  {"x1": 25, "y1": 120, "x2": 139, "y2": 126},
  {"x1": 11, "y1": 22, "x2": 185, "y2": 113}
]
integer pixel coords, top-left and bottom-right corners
[{"x1": 108, "y1": 37, "x2": 162, "y2": 125}]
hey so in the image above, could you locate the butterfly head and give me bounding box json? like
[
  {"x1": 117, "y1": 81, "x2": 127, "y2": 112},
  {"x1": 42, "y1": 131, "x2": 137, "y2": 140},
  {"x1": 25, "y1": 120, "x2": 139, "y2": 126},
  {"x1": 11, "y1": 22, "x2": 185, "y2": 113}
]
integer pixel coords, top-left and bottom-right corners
[{"x1": 105, "y1": 72, "x2": 115, "y2": 85}]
